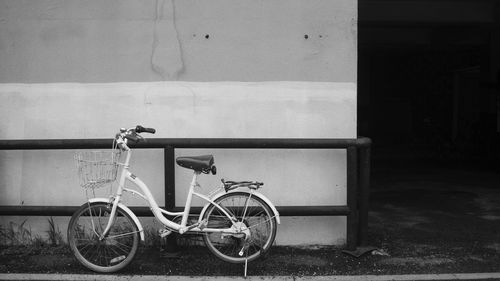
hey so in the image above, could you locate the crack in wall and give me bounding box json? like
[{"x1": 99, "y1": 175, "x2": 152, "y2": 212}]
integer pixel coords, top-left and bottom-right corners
[
  {"x1": 171, "y1": 0, "x2": 185, "y2": 79},
  {"x1": 150, "y1": 0, "x2": 185, "y2": 80},
  {"x1": 150, "y1": 0, "x2": 165, "y2": 80}
]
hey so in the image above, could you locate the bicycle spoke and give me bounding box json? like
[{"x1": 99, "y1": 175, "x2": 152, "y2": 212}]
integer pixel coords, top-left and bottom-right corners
[
  {"x1": 110, "y1": 239, "x2": 133, "y2": 253},
  {"x1": 78, "y1": 243, "x2": 96, "y2": 258},
  {"x1": 106, "y1": 231, "x2": 140, "y2": 240},
  {"x1": 247, "y1": 215, "x2": 275, "y2": 230},
  {"x1": 107, "y1": 244, "x2": 123, "y2": 259}
]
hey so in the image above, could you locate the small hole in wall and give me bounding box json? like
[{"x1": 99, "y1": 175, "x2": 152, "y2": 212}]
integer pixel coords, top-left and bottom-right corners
[
  {"x1": 205, "y1": 34, "x2": 210, "y2": 39},
  {"x1": 304, "y1": 34, "x2": 309, "y2": 39}
]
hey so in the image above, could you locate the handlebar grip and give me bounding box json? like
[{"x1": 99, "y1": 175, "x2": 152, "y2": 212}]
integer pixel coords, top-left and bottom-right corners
[{"x1": 136, "y1": 125, "x2": 156, "y2": 134}]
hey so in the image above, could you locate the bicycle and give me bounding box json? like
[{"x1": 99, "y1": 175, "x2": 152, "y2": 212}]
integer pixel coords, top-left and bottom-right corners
[{"x1": 68, "y1": 125, "x2": 280, "y2": 273}]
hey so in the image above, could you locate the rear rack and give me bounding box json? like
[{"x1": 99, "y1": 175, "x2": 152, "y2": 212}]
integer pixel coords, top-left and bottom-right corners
[{"x1": 222, "y1": 179, "x2": 264, "y2": 192}]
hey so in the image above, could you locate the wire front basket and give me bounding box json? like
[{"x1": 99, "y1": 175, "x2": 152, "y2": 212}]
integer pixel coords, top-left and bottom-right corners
[{"x1": 75, "y1": 150, "x2": 121, "y2": 189}]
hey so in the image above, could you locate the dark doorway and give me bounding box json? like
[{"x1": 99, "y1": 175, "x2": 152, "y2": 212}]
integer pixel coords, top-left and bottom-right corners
[{"x1": 358, "y1": 1, "x2": 500, "y2": 166}]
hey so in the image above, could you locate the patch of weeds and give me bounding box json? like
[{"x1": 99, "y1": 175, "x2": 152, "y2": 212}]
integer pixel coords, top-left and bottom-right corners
[
  {"x1": 32, "y1": 235, "x2": 45, "y2": 247},
  {"x1": 47, "y1": 217, "x2": 64, "y2": 246},
  {"x1": 0, "y1": 220, "x2": 33, "y2": 246},
  {"x1": 143, "y1": 226, "x2": 162, "y2": 249},
  {"x1": 0, "y1": 218, "x2": 69, "y2": 257}
]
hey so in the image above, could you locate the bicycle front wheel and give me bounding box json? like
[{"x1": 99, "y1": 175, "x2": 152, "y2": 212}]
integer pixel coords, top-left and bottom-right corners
[
  {"x1": 203, "y1": 192, "x2": 277, "y2": 263},
  {"x1": 67, "y1": 202, "x2": 140, "y2": 273}
]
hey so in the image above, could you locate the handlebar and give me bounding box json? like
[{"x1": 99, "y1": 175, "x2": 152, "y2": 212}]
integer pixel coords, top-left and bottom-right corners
[
  {"x1": 135, "y1": 125, "x2": 156, "y2": 134},
  {"x1": 115, "y1": 125, "x2": 156, "y2": 151}
]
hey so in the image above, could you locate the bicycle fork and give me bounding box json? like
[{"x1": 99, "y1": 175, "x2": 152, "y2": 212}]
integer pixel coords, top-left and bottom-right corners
[
  {"x1": 88, "y1": 195, "x2": 122, "y2": 241},
  {"x1": 97, "y1": 155, "x2": 130, "y2": 240}
]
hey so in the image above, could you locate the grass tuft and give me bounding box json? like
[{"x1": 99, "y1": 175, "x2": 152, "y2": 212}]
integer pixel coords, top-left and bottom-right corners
[
  {"x1": 47, "y1": 217, "x2": 64, "y2": 246},
  {"x1": 0, "y1": 220, "x2": 32, "y2": 246}
]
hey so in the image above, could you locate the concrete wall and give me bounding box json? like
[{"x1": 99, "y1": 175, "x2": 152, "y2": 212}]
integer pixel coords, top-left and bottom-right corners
[
  {"x1": 0, "y1": 0, "x2": 357, "y2": 246},
  {"x1": 0, "y1": 0, "x2": 356, "y2": 82}
]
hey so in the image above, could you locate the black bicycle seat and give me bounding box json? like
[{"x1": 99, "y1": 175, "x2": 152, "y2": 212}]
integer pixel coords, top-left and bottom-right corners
[{"x1": 176, "y1": 155, "x2": 214, "y2": 172}]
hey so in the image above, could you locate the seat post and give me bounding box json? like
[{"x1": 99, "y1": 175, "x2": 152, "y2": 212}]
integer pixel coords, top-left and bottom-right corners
[{"x1": 180, "y1": 171, "x2": 201, "y2": 227}]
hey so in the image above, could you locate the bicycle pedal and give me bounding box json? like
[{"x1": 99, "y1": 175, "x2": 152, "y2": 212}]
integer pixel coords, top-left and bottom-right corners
[
  {"x1": 159, "y1": 229, "x2": 172, "y2": 238},
  {"x1": 239, "y1": 244, "x2": 248, "y2": 257}
]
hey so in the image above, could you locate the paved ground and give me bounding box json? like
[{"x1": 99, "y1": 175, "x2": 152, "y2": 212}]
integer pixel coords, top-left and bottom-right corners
[
  {"x1": 2, "y1": 272, "x2": 500, "y2": 281},
  {"x1": 1, "y1": 158, "x2": 500, "y2": 279},
  {"x1": 367, "y1": 158, "x2": 500, "y2": 275}
]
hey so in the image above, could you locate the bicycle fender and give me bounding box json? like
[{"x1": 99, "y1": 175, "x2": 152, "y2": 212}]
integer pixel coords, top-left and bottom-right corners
[
  {"x1": 199, "y1": 191, "x2": 281, "y2": 224},
  {"x1": 88, "y1": 198, "x2": 145, "y2": 241}
]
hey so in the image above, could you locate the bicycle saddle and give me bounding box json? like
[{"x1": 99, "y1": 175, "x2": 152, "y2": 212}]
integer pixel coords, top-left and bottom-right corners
[{"x1": 176, "y1": 155, "x2": 215, "y2": 173}]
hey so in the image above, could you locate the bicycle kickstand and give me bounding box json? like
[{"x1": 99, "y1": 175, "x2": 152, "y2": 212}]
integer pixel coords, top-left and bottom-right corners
[{"x1": 244, "y1": 258, "x2": 248, "y2": 278}]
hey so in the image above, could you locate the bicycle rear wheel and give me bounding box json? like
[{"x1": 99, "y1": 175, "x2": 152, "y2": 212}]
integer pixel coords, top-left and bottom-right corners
[
  {"x1": 67, "y1": 202, "x2": 139, "y2": 273},
  {"x1": 203, "y1": 191, "x2": 277, "y2": 263}
]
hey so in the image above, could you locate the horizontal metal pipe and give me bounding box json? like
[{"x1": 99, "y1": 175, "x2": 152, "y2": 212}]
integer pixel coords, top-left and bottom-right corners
[
  {"x1": 0, "y1": 205, "x2": 350, "y2": 217},
  {"x1": 0, "y1": 206, "x2": 80, "y2": 216},
  {"x1": 276, "y1": 206, "x2": 350, "y2": 216},
  {"x1": 0, "y1": 137, "x2": 372, "y2": 150},
  {"x1": 0, "y1": 137, "x2": 369, "y2": 248}
]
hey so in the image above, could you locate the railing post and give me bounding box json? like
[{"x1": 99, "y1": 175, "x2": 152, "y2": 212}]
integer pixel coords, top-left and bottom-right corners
[
  {"x1": 346, "y1": 146, "x2": 358, "y2": 250},
  {"x1": 358, "y1": 145, "x2": 371, "y2": 246},
  {"x1": 163, "y1": 145, "x2": 179, "y2": 255},
  {"x1": 164, "y1": 145, "x2": 176, "y2": 210}
]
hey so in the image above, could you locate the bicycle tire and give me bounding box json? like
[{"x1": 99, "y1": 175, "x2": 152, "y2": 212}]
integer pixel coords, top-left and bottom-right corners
[
  {"x1": 203, "y1": 191, "x2": 277, "y2": 263},
  {"x1": 67, "y1": 202, "x2": 139, "y2": 273}
]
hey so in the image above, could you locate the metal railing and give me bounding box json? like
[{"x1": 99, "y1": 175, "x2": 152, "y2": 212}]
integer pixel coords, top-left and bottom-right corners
[{"x1": 0, "y1": 137, "x2": 371, "y2": 250}]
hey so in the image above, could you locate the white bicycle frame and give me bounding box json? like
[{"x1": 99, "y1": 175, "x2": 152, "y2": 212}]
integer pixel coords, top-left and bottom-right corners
[{"x1": 99, "y1": 147, "x2": 248, "y2": 239}]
